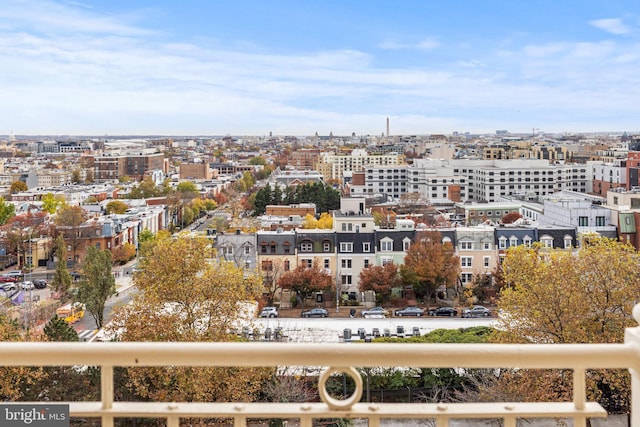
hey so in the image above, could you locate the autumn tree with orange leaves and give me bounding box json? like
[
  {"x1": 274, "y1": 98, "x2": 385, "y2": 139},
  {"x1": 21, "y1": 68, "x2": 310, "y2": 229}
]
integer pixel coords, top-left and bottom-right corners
[
  {"x1": 277, "y1": 260, "x2": 333, "y2": 306},
  {"x1": 358, "y1": 263, "x2": 402, "y2": 303},
  {"x1": 400, "y1": 230, "x2": 460, "y2": 307}
]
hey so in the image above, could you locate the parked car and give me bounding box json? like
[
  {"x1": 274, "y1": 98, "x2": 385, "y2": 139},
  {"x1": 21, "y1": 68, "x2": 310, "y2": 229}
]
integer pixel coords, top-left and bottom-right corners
[
  {"x1": 394, "y1": 306, "x2": 425, "y2": 317},
  {"x1": 0, "y1": 275, "x2": 18, "y2": 283},
  {"x1": 1, "y1": 282, "x2": 17, "y2": 292},
  {"x1": 361, "y1": 306, "x2": 389, "y2": 318},
  {"x1": 462, "y1": 305, "x2": 492, "y2": 318},
  {"x1": 301, "y1": 307, "x2": 329, "y2": 318},
  {"x1": 33, "y1": 279, "x2": 47, "y2": 289},
  {"x1": 20, "y1": 281, "x2": 34, "y2": 290},
  {"x1": 259, "y1": 306, "x2": 279, "y2": 318},
  {"x1": 428, "y1": 307, "x2": 458, "y2": 317}
]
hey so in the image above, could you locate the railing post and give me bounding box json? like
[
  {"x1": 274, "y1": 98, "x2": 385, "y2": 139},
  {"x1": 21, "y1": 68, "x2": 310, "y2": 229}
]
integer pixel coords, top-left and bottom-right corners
[
  {"x1": 625, "y1": 303, "x2": 640, "y2": 427},
  {"x1": 101, "y1": 365, "x2": 114, "y2": 427}
]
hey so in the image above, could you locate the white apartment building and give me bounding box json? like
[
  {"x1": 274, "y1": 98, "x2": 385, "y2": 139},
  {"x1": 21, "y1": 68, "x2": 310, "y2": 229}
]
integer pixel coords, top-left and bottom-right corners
[
  {"x1": 449, "y1": 159, "x2": 592, "y2": 202},
  {"x1": 316, "y1": 149, "x2": 403, "y2": 181},
  {"x1": 408, "y1": 159, "x2": 466, "y2": 202},
  {"x1": 538, "y1": 193, "x2": 617, "y2": 237}
]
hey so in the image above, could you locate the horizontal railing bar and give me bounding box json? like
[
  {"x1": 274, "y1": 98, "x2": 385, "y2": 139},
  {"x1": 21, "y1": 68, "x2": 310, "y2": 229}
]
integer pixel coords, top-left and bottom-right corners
[
  {"x1": 53, "y1": 401, "x2": 606, "y2": 419},
  {"x1": 0, "y1": 342, "x2": 633, "y2": 369}
]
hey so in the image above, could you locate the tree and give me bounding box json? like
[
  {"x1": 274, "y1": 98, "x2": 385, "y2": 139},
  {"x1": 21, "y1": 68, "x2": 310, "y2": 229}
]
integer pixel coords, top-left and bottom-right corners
[
  {"x1": 43, "y1": 316, "x2": 79, "y2": 342},
  {"x1": 277, "y1": 261, "x2": 333, "y2": 305},
  {"x1": 401, "y1": 230, "x2": 460, "y2": 306},
  {"x1": 501, "y1": 211, "x2": 522, "y2": 224},
  {"x1": 51, "y1": 235, "x2": 72, "y2": 297},
  {"x1": 106, "y1": 236, "x2": 270, "y2": 404},
  {"x1": 358, "y1": 263, "x2": 402, "y2": 303},
  {"x1": 112, "y1": 242, "x2": 136, "y2": 265},
  {"x1": 77, "y1": 246, "x2": 116, "y2": 329},
  {"x1": 249, "y1": 156, "x2": 267, "y2": 166},
  {"x1": 316, "y1": 212, "x2": 333, "y2": 229},
  {"x1": 2, "y1": 212, "x2": 48, "y2": 269},
  {"x1": 9, "y1": 180, "x2": 27, "y2": 194},
  {"x1": 492, "y1": 237, "x2": 640, "y2": 413},
  {"x1": 176, "y1": 180, "x2": 198, "y2": 193},
  {"x1": 71, "y1": 169, "x2": 81, "y2": 183},
  {"x1": 302, "y1": 213, "x2": 317, "y2": 229},
  {"x1": 105, "y1": 200, "x2": 128, "y2": 215},
  {"x1": 0, "y1": 196, "x2": 15, "y2": 225},
  {"x1": 42, "y1": 193, "x2": 63, "y2": 214},
  {"x1": 54, "y1": 205, "x2": 93, "y2": 266}
]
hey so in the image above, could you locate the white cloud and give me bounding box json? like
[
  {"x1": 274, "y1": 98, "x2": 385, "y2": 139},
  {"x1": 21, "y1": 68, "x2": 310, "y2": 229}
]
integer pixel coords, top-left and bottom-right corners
[
  {"x1": 378, "y1": 38, "x2": 439, "y2": 51},
  {"x1": 589, "y1": 18, "x2": 631, "y2": 35}
]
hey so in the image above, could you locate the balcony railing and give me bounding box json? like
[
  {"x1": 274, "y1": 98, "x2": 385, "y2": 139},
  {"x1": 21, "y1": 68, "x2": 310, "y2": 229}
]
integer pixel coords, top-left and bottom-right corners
[{"x1": 2, "y1": 311, "x2": 640, "y2": 427}]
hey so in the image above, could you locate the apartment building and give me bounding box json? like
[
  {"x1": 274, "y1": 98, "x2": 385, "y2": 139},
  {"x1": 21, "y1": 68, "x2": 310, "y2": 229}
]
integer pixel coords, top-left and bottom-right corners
[
  {"x1": 95, "y1": 150, "x2": 164, "y2": 182},
  {"x1": 316, "y1": 149, "x2": 403, "y2": 181},
  {"x1": 590, "y1": 159, "x2": 626, "y2": 196}
]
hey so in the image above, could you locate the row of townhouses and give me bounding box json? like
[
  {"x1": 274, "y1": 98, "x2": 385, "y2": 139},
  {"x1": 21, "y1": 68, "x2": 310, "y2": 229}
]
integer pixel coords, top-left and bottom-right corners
[{"x1": 215, "y1": 210, "x2": 577, "y2": 304}]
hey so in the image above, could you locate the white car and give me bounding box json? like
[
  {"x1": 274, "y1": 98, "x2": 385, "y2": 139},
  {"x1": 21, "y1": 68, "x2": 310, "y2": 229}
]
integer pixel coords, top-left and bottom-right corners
[
  {"x1": 20, "y1": 281, "x2": 34, "y2": 290},
  {"x1": 259, "y1": 306, "x2": 279, "y2": 318}
]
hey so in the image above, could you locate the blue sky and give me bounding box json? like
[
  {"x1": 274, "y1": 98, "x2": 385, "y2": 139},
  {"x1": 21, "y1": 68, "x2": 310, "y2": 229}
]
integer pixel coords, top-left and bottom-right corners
[{"x1": 2, "y1": 0, "x2": 640, "y2": 136}]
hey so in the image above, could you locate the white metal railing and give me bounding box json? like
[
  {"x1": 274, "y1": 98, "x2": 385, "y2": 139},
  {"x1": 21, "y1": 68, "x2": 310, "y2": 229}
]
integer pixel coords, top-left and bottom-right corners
[{"x1": 2, "y1": 313, "x2": 640, "y2": 427}]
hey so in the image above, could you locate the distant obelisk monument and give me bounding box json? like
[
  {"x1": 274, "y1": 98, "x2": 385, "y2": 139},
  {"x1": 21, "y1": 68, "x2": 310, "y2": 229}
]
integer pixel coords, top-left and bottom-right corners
[{"x1": 386, "y1": 117, "x2": 389, "y2": 137}]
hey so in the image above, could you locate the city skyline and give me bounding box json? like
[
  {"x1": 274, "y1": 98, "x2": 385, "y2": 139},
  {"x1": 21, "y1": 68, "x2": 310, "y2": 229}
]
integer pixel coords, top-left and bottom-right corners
[{"x1": 2, "y1": 0, "x2": 640, "y2": 136}]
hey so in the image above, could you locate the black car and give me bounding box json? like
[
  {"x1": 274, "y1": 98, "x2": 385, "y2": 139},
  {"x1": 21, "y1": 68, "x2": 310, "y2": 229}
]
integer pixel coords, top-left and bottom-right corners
[
  {"x1": 428, "y1": 307, "x2": 458, "y2": 317},
  {"x1": 33, "y1": 279, "x2": 47, "y2": 289},
  {"x1": 301, "y1": 307, "x2": 329, "y2": 318},
  {"x1": 394, "y1": 306, "x2": 425, "y2": 317}
]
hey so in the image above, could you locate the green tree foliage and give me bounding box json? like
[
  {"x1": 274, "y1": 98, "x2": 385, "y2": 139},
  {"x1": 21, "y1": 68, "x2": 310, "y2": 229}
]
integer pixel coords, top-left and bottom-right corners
[
  {"x1": 43, "y1": 316, "x2": 79, "y2": 342},
  {"x1": 107, "y1": 237, "x2": 269, "y2": 404},
  {"x1": 9, "y1": 180, "x2": 27, "y2": 194},
  {"x1": 492, "y1": 237, "x2": 640, "y2": 413},
  {"x1": 0, "y1": 196, "x2": 15, "y2": 225},
  {"x1": 176, "y1": 180, "x2": 198, "y2": 193},
  {"x1": 77, "y1": 246, "x2": 116, "y2": 329},
  {"x1": 105, "y1": 200, "x2": 128, "y2": 215},
  {"x1": 71, "y1": 169, "x2": 81, "y2": 183},
  {"x1": 52, "y1": 235, "x2": 72, "y2": 297},
  {"x1": 252, "y1": 182, "x2": 339, "y2": 215},
  {"x1": 41, "y1": 193, "x2": 63, "y2": 214},
  {"x1": 249, "y1": 156, "x2": 267, "y2": 165},
  {"x1": 401, "y1": 230, "x2": 460, "y2": 306}
]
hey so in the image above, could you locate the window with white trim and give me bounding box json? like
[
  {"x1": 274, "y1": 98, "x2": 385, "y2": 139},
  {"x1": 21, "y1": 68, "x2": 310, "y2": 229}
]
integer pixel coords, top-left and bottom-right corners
[
  {"x1": 460, "y1": 241, "x2": 473, "y2": 250},
  {"x1": 510, "y1": 237, "x2": 518, "y2": 247},
  {"x1": 564, "y1": 236, "x2": 573, "y2": 249},
  {"x1": 380, "y1": 239, "x2": 393, "y2": 252},
  {"x1": 540, "y1": 236, "x2": 553, "y2": 248},
  {"x1": 461, "y1": 256, "x2": 473, "y2": 267},
  {"x1": 340, "y1": 242, "x2": 353, "y2": 252},
  {"x1": 483, "y1": 242, "x2": 491, "y2": 250},
  {"x1": 341, "y1": 274, "x2": 352, "y2": 285},
  {"x1": 461, "y1": 273, "x2": 473, "y2": 284},
  {"x1": 498, "y1": 237, "x2": 507, "y2": 249},
  {"x1": 381, "y1": 257, "x2": 393, "y2": 265},
  {"x1": 362, "y1": 242, "x2": 371, "y2": 252},
  {"x1": 523, "y1": 236, "x2": 532, "y2": 247},
  {"x1": 403, "y1": 238, "x2": 411, "y2": 251},
  {"x1": 300, "y1": 242, "x2": 312, "y2": 252},
  {"x1": 323, "y1": 241, "x2": 331, "y2": 252},
  {"x1": 483, "y1": 256, "x2": 490, "y2": 268},
  {"x1": 301, "y1": 259, "x2": 312, "y2": 268},
  {"x1": 341, "y1": 259, "x2": 352, "y2": 269}
]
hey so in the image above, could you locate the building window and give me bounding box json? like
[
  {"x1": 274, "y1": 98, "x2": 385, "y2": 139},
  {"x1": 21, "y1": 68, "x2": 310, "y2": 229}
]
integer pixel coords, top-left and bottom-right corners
[
  {"x1": 340, "y1": 242, "x2": 353, "y2": 252},
  {"x1": 302, "y1": 259, "x2": 312, "y2": 268},
  {"x1": 523, "y1": 237, "x2": 532, "y2": 248},
  {"x1": 510, "y1": 237, "x2": 518, "y2": 247},
  {"x1": 323, "y1": 241, "x2": 331, "y2": 252},
  {"x1": 461, "y1": 273, "x2": 473, "y2": 284},
  {"x1": 324, "y1": 258, "x2": 330, "y2": 269},
  {"x1": 564, "y1": 237, "x2": 573, "y2": 249},
  {"x1": 460, "y1": 241, "x2": 473, "y2": 250},
  {"x1": 341, "y1": 259, "x2": 352, "y2": 269},
  {"x1": 461, "y1": 257, "x2": 472, "y2": 267},
  {"x1": 381, "y1": 257, "x2": 392, "y2": 265},
  {"x1": 403, "y1": 239, "x2": 411, "y2": 251},
  {"x1": 381, "y1": 240, "x2": 393, "y2": 252},
  {"x1": 483, "y1": 242, "x2": 491, "y2": 250},
  {"x1": 541, "y1": 236, "x2": 553, "y2": 248},
  {"x1": 261, "y1": 243, "x2": 267, "y2": 254},
  {"x1": 284, "y1": 260, "x2": 290, "y2": 271},
  {"x1": 261, "y1": 260, "x2": 273, "y2": 271},
  {"x1": 364, "y1": 259, "x2": 370, "y2": 268},
  {"x1": 483, "y1": 256, "x2": 490, "y2": 268},
  {"x1": 363, "y1": 242, "x2": 371, "y2": 252},
  {"x1": 341, "y1": 275, "x2": 352, "y2": 285},
  {"x1": 270, "y1": 243, "x2": 276, "y2": 253},
  {"x1": 244, "y1": 246, "x2": 251, "y2": 255},
  {"x1": 300, "y1": 242, "x2": 313, "y2": 252},
  {"x1": 595, "y1": 216, "x2": 605, "y2": 227},
  {"x1": 342, "y1": 223, "x2": 353, "y2": 232},
  {"x1": 284, "y1": 243, "x2": 290, "y2": 254},
  {"x1": 498, "y1": 237, "x2": 507, "y2": 249},
  {"x1": 578, "y1": 216, "x2": 589, "y2": 227}
]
